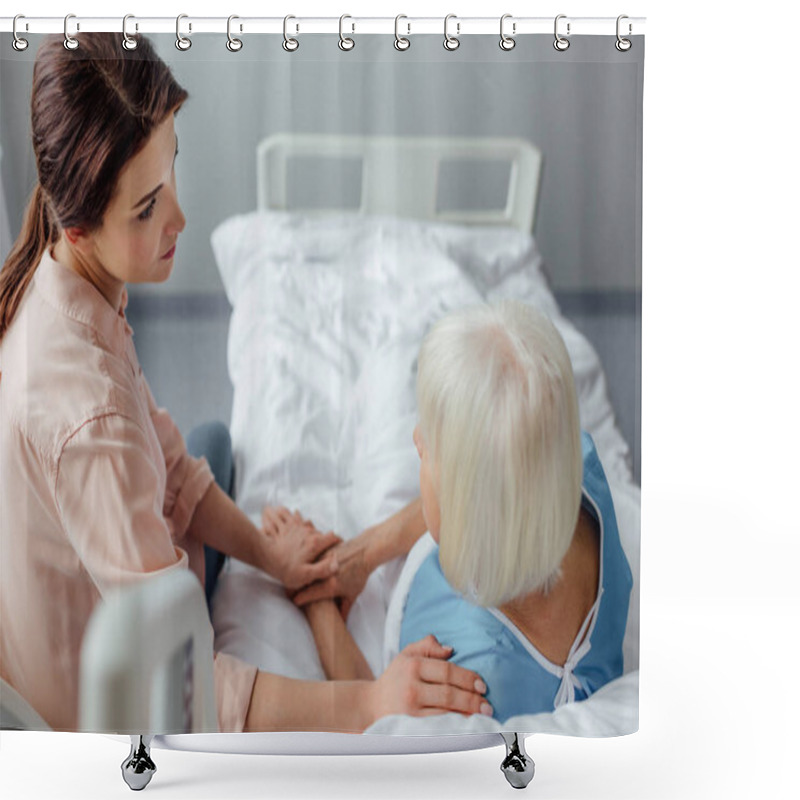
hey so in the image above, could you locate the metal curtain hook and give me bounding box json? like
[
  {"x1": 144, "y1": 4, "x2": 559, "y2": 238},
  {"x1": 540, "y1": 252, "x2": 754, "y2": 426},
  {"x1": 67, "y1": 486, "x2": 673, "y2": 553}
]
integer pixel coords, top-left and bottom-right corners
[
  {"x1": 444, "y1": 14, "x2": 460, "y2": 51},
  {"x1": 500, "y1": 14, "x2": 516, "y2": 51},
  {"x1": 339, "y1": 14, "x2": 355, "y2": 51},
  {"x1": 616, "y1": 14, "x2": 632, "y2": 51},
  {"x1": 12, "y1": 15, "x2": 29, "y2": 51},
  {"x1": 227, "y1": 15, "x2": 243, "y2": 51},
  {"x1": 553, "y1": 14, "x2": 570, "y2": 51},
  {"x1": 176, "y1": 14, "x2": 192, "y2": 51},
  {"x1": 122, "y1": 15, "x2": 138, "y2": 51},
  {"x1": 283, "y1": 15, "x2": 299, "y2": 52},
  {"x1": 394, "y1": 14, "x2": 410, "y2": 51},
  {"x1": 64, "y1": 14, "x2": 79, "y2": 51}
]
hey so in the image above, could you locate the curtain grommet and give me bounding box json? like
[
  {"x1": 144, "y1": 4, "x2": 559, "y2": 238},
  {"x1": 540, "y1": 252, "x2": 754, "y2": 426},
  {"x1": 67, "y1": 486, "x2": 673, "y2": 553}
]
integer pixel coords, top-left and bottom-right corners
[
  {"x1": 63, "y1": 14, "x2": 79, "y2": 51},
  {"x1": 394, "y1": 15, "x2": 410, "y2": 51},
  {"x1": 12, "y1": 15, "x2": 29, "y2": 51},
  {"x1": 226, "y1": 15, "x2": 243, "y2": 52},
  {"x1": 615, "y1": 15, "x2": 632, "y2": 51},
  {"x1": 499, "y1": 14, "x2": 516, "y2": 51},
  {"x1": 176, "y1": 14, "x2": 192, "y2": 51},
  {"x1": 553, "y1": 14, "x2": 570, "y2": 52},
  {"x1": 338, "y1": 14, "x2": 355, "y2": 51},
  {"x1": 444, "y1": 14, "x2": 460, "y2": 51},
  {"x1": 122, "y1": 15, "x2": 138, "y2": 51},
  {"x1": 283, "y1": 15, "x2": 299, "y2": 52}
]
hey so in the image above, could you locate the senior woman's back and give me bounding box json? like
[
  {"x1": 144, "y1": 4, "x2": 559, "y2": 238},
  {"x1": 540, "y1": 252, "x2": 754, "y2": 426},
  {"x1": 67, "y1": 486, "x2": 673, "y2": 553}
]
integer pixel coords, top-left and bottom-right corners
[
  {"x1": 401, "y1": 431, "x2": 632, "y2": 721},
  {"x1": 401, "y1": 301, "x2": 632, "y2": 721}
]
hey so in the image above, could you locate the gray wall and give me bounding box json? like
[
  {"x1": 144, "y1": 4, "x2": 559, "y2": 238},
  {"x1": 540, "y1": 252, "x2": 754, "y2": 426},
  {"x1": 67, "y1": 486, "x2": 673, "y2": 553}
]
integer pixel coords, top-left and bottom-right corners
[{"x1": 1, "y1": 34, "x2": 643, "y2": 294}]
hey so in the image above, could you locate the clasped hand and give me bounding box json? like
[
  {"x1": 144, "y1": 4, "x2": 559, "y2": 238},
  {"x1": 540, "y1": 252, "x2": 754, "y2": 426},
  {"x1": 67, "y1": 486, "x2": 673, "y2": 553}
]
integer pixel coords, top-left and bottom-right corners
[
  {"x1": 259, "y1": 506, "x2": 341, "y2": 591},
  {"x1": 290, "y1": 534, "x2": 371, "y2": 619}
]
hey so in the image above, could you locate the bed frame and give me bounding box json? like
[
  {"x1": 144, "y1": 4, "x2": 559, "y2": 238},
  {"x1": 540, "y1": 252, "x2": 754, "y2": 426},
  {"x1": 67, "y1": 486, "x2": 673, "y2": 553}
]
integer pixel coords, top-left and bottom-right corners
[
  {"x1": 256, "y1": 133, "x2": 542, "y2": 232},
  {"x1": 1, "y1": 135, "x2": 544, "y2": 792}
]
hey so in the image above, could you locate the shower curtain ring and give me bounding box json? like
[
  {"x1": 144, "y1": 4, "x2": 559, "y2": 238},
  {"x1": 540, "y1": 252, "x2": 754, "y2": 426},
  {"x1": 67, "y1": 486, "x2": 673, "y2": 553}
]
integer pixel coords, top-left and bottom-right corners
[
  {"x1": 339, "y1": 15, "x2": 355, "y2": 51},
  {"x1": 64, "y1": 14, "x2": 79, "y2": 51},
  {"x1": 122, "y1": 15, "x2": 138, "y2": 50},
  {"x1": 283, "y1": 15, "x2": 299, "y2": 52},
  {"x1": 615, "y1": 15, "x2": 632, "y2": 51},
  {"x1": 394, "y1": 15, "x2": 410, "y2": 51},
  {"x1": 176, "y1": 14, "x2": 192, "y2": 51},
  {"x1": 553, "y1": 14, "x2": 570, "y2": 51},
  {"x1": 444, "y1": 14, "x2": 460, "y2": 51},
  {"x1": 499, "y1": 14, "x2": 516, "y2": 51},
  {"x1": 12, "y1": 15, "x2": 29, "y2": 51},
  {"x1": 226, "y1": 15, "x2": 243, "y2": 52}
]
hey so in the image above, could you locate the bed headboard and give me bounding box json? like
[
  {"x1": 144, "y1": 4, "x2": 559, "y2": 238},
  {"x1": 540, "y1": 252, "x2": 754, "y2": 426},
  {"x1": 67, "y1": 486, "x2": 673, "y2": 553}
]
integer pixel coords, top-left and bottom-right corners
[{"x1": 256, "y1": 134, "x2": 542, "y2": 233}]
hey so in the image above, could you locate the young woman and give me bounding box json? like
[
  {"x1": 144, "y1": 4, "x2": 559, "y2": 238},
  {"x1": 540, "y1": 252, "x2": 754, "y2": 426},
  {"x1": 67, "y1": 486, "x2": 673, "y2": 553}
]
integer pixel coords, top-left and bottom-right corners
[
  {"x1": 299, "y1": 302, "x2": 632, "y2": 722},
  {"x1": 0, "y1": 33, "x2": 488, "y2": 733}
]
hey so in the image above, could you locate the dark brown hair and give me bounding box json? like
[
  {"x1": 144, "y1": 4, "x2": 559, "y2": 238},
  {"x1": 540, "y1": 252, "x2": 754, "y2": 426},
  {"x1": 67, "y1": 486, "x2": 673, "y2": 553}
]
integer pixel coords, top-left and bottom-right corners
[{"x1": 0, "y1": 33, "x2": 188, "y2": 340}]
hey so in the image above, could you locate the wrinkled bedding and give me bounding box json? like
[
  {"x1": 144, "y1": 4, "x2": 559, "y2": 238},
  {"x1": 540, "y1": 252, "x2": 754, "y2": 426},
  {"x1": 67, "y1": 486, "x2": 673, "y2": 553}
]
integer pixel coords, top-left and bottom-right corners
[{"x1": 209, "y1": 211, "x2": 639, "y2": 735}]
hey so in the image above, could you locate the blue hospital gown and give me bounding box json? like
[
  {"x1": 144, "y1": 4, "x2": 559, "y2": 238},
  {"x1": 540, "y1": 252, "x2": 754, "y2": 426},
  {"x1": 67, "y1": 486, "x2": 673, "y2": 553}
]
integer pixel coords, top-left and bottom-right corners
[{"x1": 400, "y1": 431, "x2": 632, "y2": 722}]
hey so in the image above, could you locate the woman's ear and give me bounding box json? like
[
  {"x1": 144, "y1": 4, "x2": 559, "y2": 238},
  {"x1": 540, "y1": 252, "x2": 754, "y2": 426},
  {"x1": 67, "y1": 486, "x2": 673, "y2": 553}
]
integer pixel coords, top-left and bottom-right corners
[
  {"x1": 413, "y1": 425, "x2": 423, "y2": 458},
  {"x1": 62, "y1": 225, "x2": 93, "y2": 257}
]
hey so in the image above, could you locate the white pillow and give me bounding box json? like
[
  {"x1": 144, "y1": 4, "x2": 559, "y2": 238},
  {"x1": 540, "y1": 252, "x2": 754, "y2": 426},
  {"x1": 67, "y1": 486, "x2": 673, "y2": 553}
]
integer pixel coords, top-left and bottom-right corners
[{"x1": 213, "y1": 211, "x2": 550, "y2": 309}]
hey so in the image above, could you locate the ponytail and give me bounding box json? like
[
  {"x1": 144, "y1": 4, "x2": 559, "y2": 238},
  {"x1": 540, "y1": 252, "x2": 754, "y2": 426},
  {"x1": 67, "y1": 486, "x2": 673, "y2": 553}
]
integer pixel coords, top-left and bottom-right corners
[
  {"x1": 0, "y1": 183, "x2": 59, "y2": 341},
  {"x1": 0, "y1": 32, "x2": 189, "y2": 343}
]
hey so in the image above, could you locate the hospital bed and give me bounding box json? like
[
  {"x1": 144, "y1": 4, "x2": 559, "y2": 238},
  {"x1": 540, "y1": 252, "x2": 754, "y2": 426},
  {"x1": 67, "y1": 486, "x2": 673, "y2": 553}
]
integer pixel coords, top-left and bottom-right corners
[{"x1": 0, "y1": 134, "x2": 640, "y2": 791}]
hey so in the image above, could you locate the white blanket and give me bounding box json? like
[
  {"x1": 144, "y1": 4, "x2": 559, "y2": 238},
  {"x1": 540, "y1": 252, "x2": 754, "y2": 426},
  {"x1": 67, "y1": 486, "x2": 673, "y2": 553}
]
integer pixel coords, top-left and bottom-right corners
[{"x1": 209, "y1": 211, "x2": 639, "y2": 734}]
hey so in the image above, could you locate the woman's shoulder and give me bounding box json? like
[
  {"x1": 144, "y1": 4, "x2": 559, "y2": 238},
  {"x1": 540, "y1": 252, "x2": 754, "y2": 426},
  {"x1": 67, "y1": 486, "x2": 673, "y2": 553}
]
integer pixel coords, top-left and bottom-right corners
[
  {"x1": 580, "y1": 432, "x2": 618, "y2": 536},
  {"x1": 402, "y1": 554, "x2": 564, "y2": 720},
  {"x1": 580, "y1": 430, "x2": 604, "y2": 476},
  {"x1": 401, "y1": 547, "x2": 510, "y2": 647},
  {"x1": 0, "y1": 276, "x2": 141, "y2": 462},
  {"x1": 579, "y1": 433, "x2": 630, "y2": 574},
  {"x1": 578, "y1": 435, "x2": 632, "y2": 682}
]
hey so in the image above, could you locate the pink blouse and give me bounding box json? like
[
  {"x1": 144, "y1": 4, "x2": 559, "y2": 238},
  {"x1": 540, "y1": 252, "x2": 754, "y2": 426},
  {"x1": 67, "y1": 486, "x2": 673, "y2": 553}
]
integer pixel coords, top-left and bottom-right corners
[{"x1": 0, "y1": 248, "x2": 257, "y2": 732}]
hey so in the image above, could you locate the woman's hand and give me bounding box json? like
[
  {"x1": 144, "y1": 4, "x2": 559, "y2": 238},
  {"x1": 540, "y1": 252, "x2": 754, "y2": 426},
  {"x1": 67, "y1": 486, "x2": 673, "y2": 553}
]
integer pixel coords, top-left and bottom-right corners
[
  {"x1": 368, "y1": 635, "x2": 492, "y2": 722},
  {"x1": 291, "y1": 500, "x2": 427, "y2": 619},
  {"x1": 259, "y1": 506, "x2": 341, "y2": 591},
  {"x1": 290, "y1": 534, "x2": 371, "y2": 620}
]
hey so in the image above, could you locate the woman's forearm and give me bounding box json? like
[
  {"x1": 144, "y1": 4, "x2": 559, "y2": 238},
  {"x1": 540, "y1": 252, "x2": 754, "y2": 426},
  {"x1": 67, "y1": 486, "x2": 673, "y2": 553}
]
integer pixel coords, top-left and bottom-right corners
[
  {"x1": 305, "y1": 600, "x2": 374, "y2": 681},
  {"x1": 244, "y1": 670, "x2": 375, "y2": 732},
  {"x1": 187, "y1": 483, "x2": 267, "y2": 572},
  {"x1": 363, "y1": 497, "x2": 426, "y2": 571},
  {"x1": 188, "y1": 486, "x2": 339, "y2": 592}
]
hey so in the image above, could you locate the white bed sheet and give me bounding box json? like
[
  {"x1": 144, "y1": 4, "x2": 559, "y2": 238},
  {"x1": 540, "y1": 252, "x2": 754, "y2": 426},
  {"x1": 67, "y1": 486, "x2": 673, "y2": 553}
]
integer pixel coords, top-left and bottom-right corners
[{"x1": 208, "y1": 211, "x2": 639, "y2": 734}]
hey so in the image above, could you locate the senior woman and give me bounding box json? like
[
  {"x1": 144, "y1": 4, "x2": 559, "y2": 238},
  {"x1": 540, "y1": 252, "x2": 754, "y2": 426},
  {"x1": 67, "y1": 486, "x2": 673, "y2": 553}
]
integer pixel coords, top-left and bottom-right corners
[
  {"x1": 298, "y1": 302, "x2": 632, "y2": 721},
  {"x1": 0, "y1": 33, "x2": 488, "y2": 733}
]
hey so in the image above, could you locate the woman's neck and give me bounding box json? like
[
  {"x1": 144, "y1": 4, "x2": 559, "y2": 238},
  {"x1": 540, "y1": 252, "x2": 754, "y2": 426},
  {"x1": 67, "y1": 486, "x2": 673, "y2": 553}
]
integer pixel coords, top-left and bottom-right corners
[
  {"x1": 498, "y1": 506, "x2": 600, "y2": 667},
  {"x1": 51, "y1": 237, "x2": 125, "y2": 312}
]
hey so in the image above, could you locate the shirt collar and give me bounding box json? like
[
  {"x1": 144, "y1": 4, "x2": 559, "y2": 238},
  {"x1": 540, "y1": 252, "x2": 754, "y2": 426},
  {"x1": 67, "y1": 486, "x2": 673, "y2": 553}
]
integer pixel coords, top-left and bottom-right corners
[{"x1": 33, "y1": 248, "x2": 132, "y2": 351}]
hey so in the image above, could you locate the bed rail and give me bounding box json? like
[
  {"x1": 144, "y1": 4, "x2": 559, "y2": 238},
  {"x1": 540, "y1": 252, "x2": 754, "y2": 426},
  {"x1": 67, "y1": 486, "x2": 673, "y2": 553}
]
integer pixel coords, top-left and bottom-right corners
[
  {"x1": 256, "y1": 134, "x2": 542, "y2": 232},
  {"x1": 79, "y1": 568, "x2": 217, "y2": 736}
]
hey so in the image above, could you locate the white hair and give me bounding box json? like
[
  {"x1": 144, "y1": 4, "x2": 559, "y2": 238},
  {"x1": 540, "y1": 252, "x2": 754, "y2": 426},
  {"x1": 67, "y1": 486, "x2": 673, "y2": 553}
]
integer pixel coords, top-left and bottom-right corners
[{"x1": 416, "y1": 300, "x2": 582, "y2": 607}]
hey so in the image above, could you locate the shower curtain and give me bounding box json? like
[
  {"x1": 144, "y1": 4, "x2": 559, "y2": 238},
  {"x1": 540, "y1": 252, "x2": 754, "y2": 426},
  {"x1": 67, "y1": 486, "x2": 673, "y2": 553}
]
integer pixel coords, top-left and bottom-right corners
[{"x1": 0, "y1": 17, "x2": 643, "y2": 748}]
